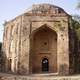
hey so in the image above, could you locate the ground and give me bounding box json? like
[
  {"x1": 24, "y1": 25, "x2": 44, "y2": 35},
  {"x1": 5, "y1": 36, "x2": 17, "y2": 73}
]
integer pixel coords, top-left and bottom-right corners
[{"x1": 0, "y1": 73, "x2": 80, "y2": 80}]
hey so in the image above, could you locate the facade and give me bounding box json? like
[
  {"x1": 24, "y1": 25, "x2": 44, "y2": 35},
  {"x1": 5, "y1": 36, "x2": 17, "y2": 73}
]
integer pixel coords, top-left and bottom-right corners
[
  {"x1": 2, "y1": 4, "x2": 74, "y2": 75},
  {"x1": 0, "y1": 44, "x2": 2, "y2": 72}
]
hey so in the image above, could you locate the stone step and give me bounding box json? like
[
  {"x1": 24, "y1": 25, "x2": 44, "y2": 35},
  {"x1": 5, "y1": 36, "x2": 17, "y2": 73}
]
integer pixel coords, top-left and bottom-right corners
[
  {"x1": 1, "y1": 76, "x2": 80, "y2": 80},
  {"x1": 0, "y1": 73, "x2": 80, "y2": 80}
]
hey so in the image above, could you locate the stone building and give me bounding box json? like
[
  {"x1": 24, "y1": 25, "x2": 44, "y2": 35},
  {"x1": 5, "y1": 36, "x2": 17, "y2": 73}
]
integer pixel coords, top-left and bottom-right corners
[
  {"x1": 2, "y1": 4, "x2": 79, "y2": 75},
  {"x1": 0, "y1": 42, "x2": 3, "y2": 71}
]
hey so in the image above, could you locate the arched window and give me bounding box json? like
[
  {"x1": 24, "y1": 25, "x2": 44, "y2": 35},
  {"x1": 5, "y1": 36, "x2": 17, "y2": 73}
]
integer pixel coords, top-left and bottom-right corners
[{"x1": 42, "y1": 58, "x2": 49, "y2": 72}]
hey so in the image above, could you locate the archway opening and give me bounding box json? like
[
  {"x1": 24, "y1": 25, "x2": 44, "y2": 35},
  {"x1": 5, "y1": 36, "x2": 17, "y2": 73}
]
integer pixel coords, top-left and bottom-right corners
[
  {"x1": 30, "y1": 24, "x2": 57, "y2": 73},
  {"x1": 42, "y1": 58, "x2": 49, "y2": 72}
]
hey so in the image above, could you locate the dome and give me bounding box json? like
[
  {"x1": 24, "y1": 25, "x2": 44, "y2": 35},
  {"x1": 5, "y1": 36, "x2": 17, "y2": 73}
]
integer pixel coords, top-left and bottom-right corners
[{"x1": 25, "y1": 4, "x2": 68, "y2": 15}]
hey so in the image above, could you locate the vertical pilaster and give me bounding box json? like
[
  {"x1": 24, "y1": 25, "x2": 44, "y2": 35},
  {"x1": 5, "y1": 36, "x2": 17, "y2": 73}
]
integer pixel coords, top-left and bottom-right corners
[{"x1": 57, "y1": 20, "x2": 69, "y2": 75}]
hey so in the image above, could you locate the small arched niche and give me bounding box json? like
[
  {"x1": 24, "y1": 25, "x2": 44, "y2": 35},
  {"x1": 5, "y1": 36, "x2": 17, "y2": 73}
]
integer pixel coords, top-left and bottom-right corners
[{"x1": 30, "y1": 24, "x2": 57, "y2": 73}]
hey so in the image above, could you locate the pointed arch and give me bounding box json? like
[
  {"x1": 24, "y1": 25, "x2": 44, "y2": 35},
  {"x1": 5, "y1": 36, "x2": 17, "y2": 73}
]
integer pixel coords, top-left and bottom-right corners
[
  {"x1": 31, "y1": 24, "x2": 57, "y2": 37},
  {"x1": 30, "y1": 23, "x2": 57, "y2": 73}
]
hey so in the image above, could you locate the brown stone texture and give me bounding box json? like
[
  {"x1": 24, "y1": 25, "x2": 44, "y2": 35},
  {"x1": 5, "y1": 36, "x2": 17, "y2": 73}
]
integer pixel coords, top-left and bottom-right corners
[
  {"x1": 2, "y1": 4, "x2": 71, "y2": 75},
  {"x1": 0, "y1": 73, "x2": 80, "y2": 80}
]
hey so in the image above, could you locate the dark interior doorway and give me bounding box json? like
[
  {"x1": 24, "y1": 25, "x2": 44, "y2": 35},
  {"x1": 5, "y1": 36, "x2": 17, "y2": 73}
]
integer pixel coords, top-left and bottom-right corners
[
  {"x1": 8, "y1": 59, "x2": 12, "y2": 71},
  {"x1": 42, "y1": 58, "x2": 49, "y2": 72}
]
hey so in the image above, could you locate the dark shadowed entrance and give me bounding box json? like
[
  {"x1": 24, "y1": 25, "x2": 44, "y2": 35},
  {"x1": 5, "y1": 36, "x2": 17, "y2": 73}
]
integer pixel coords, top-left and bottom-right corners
[{"x1": 42, "y1": 58, "x2": 49, "y2": 72}]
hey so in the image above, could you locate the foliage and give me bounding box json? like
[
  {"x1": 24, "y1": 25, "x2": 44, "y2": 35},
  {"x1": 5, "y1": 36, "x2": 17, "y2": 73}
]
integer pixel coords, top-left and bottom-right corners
[
  {"x1": 77, "y1": 0, "x2": 80, "y2": 9},
  {"x1": 0, "y1": 43, "x2": 2, "y2": 51},
  {"x1": 72, "y1": 16, "x2": 80, "y2": 40},
  {"x1": 72, "y1": 15, "x2": 80, "y2": 23},
  {"x1": 76, "y1": 28, "x2": 80, "y2": 40}
]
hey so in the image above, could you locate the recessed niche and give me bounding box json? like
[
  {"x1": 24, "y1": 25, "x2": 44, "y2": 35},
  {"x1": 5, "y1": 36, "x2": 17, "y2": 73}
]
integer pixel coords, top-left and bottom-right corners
[
  {"x1": 44, "y1": 42, "x2": 47, "y2": 45},
  {"x1": 61, "y1": 34, "x2": 63, "y2": 37},
  {"x1": 55, "y1": 38, "x2": 57, "y2": 41}
]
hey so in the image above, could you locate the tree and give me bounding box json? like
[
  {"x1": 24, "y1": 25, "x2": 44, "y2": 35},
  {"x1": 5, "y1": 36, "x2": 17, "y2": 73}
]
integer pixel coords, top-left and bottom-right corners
[
  {"x1": 72, "y1": 15, "x2": 80, "y2": 40},
  {"x1": 77, "y1": 0, "x2": 80, "y2": 9},
  {"x1": 72, "y1": 15, "x2": 80, "y2": 23}
]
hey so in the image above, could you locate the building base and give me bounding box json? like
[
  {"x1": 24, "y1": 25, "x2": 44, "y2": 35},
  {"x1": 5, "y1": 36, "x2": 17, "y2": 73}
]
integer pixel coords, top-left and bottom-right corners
[{"x1": 0, "y1": 72, "x2": 80, "y2": 80}]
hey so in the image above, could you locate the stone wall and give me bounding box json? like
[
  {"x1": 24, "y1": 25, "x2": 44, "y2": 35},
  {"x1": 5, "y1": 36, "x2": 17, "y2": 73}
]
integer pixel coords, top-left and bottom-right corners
[{"x1": 3, "y1": 4, "x2": 70, "y2": 75}]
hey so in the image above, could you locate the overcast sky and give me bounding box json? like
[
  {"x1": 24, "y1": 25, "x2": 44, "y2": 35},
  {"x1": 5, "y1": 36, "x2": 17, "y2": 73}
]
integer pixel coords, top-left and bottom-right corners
[{"x1": 0, "y1": 0, "x2": 80, "y2": 42}]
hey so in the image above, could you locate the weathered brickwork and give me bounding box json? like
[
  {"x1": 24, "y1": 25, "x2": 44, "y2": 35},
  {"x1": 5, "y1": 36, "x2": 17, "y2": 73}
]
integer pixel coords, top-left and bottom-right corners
[{"x1": 2, "y1": 4, "x2": 72, "y2": 76}]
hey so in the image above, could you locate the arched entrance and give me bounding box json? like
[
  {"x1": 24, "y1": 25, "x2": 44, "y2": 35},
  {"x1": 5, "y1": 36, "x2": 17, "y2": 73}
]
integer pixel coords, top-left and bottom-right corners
[
  {"x1": 42, "y1": 58, "x2": 49, "y2": 72},
  {"x1": 30, "y1": 24, "x2": 57, "y2": 73}
]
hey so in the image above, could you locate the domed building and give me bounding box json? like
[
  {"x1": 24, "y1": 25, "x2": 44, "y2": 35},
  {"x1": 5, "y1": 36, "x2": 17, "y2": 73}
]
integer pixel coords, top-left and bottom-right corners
[{"x1": 2, "y1": 4, "x2": 79, "y2": 76}]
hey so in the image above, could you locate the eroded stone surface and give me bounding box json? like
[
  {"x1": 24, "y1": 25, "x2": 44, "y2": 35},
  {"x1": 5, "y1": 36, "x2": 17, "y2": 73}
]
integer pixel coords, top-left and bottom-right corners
[
  {"x1": 2, "y1": 4, "x2": 71, "y2": 75},
  {"x1": 0, "y1": 73, "x2": 80, "y2": 80}
]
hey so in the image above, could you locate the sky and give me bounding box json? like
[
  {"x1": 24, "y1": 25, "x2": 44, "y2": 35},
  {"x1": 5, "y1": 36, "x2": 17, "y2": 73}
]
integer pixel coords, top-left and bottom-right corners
[{"x1": 0, "y1": 0, "x2": 80, "y2": 42}]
